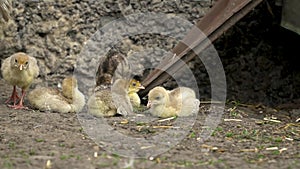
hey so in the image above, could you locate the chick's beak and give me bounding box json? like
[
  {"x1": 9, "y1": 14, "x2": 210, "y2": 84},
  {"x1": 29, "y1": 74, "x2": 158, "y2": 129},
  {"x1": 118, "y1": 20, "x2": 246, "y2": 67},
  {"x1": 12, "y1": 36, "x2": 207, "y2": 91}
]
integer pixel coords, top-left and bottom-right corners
[
  {"x1": 147, "y1": 101, "x2": 151, "y2": 108},
  {"x1": 19, "y1": 64, "x2": 23, "y2": 70},
  {"x1": 138, "y1": 86, "x2": 145, "y2": 90}
]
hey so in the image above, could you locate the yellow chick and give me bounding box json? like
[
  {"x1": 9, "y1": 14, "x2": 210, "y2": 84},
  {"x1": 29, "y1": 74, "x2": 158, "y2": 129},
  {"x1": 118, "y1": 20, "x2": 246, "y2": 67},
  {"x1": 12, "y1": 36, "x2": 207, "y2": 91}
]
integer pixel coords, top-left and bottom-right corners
[
  {"x1": 128, "y1": 79, "x2": 145, "y2": 108},
  {"x1": 1, "y1": 52, "x2": 39, "y2": 109},
  {"x1": 88, "y1": 79, "x2": 133, "y2": 117},
  {"x1": 27, "y1": 76, "x2": 85, "y2": 113},
  {"x1": 147, "y1": 86, "x2": 200, "y2": 118},
  {"x1": 0, "y1": 0, "x2": 11, "y2": 22}
]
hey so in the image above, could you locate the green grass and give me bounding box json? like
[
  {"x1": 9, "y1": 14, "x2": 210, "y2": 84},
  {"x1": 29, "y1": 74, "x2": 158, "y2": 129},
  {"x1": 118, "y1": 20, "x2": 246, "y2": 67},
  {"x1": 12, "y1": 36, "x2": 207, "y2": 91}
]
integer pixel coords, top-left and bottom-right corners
[
  {"x1": 189, "y1": 131, "x2": 196, "y2": 138},
  {"x1": 19, "y1": 150, "x2": 29, "y2": 158},
  {"x1": 176, "y1": 160, "x2": 193, "y2": 167},
  {"x1": 60, "y1": 155, "x2": 69, "y2": 160},
  {"x1": 230, "y1": 100, "x2": 241, "y2": 106},
  {"x1": 212, "y1": 127, "x2": 223, "y2": 136},
  {"x1": 8, "y1": 142, "x2": 15, "y2": 149},
  {"x1": 229, "y1": 110, "x2": 239, "y2": 117},
  {"x1": 257, "y1": 154, "x2": 265, "y2": 159},
  {"x1": 136, "y1": 122, "x2": 147, "y2": 126},
  {"x1": 111, "y1": 153, "x2": 120, "y2": 159},
  {"x1": 257, "y1": 145, "x2": 265, "y2": 150},
  {"x1": 236, "y1": 129, "x2": 259, "y2": 140},
  {"x1": 272, "y1": 150, "x2": 280, "y2": 155},
  {"x1": 225, "y1": 132, "x2": 233, "y2": 137},
  {"x1": 208, "y1": 159, "x2": 225, "y2": 165},
  {"x1": 58, "y1": 143, "x2": 65, "y2": 147},
  {"x1": 29, "y1": 149, "x2": 36, "y2": 156},
  {"x1": 2, "y1": 158, "x2": 14, "y2": 169},
  {"x1": 60, "y1": 154, "x2": 77, "y2": 160},
  {"x1": 47, "y1": 152, "x2": 55, "y2": 156},
  {"x1": 35, "y1": 138, "x2": 44, "y2": 142},
  {"x1": 274, "y1": 137, "x2": 283, "y2": 143},
  {"x1": 97, "y1": 163, "x2": 112, "y2": 168}
]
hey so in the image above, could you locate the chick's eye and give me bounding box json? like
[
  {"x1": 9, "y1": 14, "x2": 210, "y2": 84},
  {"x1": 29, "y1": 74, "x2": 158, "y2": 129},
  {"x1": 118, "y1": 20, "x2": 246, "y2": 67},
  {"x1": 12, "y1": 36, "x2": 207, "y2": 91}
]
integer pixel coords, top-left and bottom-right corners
[
  {"x1": 25, "y1": 61, "x2": 28, "y2": 65},
  {"x1": 155, "y1": 96, "x2": 160, "y2": 100},
  {"x1": 132, "y1": 83, "x2": 136, "y2": 86},
  {"x1": 14, "y1": 59, "x2": 18, "y2": 63}
]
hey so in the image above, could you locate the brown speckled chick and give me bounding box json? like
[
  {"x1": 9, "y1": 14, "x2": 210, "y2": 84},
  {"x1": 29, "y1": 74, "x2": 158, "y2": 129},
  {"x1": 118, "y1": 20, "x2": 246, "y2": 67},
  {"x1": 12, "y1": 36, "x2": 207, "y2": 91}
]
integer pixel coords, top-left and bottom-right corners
[
  {"x1": 1, "y1": 52, "x2": 39, "y2": 109},
  {"x1": 96, "y1": 52, "x2": 126, "y2": 86}
]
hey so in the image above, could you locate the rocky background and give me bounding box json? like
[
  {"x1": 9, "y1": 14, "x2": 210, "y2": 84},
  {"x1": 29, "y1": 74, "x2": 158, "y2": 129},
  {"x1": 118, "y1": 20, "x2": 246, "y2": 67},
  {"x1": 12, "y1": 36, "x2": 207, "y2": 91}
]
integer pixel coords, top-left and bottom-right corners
[{"x1": 1, "y1": 0, "x2": 299, "y2": 107}]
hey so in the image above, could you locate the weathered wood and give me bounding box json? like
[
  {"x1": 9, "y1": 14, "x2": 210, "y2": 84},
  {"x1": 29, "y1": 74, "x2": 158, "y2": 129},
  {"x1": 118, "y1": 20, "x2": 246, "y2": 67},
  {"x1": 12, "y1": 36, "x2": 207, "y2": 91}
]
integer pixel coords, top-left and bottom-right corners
[
  {"x1": 140, "y1": 0, "x2": 263, "y2": 97},
  {"x1": 0, "y1": 0, "x2": 11, "y2": 22},
  {"x1": 281, "y1": 0, "x2": 300, "y2": 35}
]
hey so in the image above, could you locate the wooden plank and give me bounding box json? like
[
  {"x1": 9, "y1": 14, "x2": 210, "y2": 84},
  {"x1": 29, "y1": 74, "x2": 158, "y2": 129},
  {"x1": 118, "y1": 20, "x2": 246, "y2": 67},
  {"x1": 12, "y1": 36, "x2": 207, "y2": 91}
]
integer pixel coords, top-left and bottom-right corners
[
  {"x1": 140, "y1": 0, "x2": 263, "y2": 97},
  {"x1": 0, "y1": 0, "x2": 11, "y2": 22},
  {"x1": 281, "y1": 0, "x2": 300, "y2": 35}
]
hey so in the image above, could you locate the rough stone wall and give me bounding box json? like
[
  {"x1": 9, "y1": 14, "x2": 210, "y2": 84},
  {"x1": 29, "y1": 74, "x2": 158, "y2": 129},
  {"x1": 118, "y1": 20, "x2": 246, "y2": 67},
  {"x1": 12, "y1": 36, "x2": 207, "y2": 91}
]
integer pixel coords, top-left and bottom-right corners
[{"x1": 0, "y1": 0, "x2": 212, "y2": 77}]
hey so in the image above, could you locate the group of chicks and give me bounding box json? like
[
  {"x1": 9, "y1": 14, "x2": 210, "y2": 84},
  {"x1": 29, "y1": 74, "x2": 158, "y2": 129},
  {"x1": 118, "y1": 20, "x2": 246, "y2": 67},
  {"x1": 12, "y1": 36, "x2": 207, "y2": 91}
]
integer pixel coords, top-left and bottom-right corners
[
  {"x1": 87, "y1": 52, "x2": 200, "y2": 118},
  {"x1": 1, "y1": 52, "x2": 200, "y2": 118},
  {"x1": 1, "y1": 52, "x2": 85, "y2": 113},
  {"x1": 88, "y1": 52, "x2": 146, "y2": 117}
]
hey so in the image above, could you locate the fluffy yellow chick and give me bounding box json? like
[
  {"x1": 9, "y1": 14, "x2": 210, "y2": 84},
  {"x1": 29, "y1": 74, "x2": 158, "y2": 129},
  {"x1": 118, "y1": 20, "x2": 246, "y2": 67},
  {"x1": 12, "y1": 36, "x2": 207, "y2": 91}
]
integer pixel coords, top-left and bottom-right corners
[
  {"x1": 128, "y1": 79, "x2": 145, "y2": 108},
  {"x1": 88, "y1": 79, "x2": 133, "y2": 117},
  {"x1": 0, "y1": 0, "x2": 11, "y2": 22},
  {"x1": 1, "y1": 52, "x2": 39, "y2": 109},
  {"x1": 27, "y1": 76, "x2": 85, "y2": 113},
  {"x1": 147, "y1": 86, "x2": 200, "y2": 118}
]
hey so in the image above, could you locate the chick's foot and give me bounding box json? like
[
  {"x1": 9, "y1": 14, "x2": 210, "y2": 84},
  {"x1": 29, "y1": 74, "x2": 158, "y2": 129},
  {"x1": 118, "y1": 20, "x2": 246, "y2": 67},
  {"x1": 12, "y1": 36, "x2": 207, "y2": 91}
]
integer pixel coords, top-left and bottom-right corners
[
  {"x1": 8, "y1": 90, "x2": 28, "y2": 110},
  {"x1": 8, "y1": 104, "x2": 28, "y2": 110},
  {"x1": 5, "y1": 86, "x2": 20, "y2": 105}
]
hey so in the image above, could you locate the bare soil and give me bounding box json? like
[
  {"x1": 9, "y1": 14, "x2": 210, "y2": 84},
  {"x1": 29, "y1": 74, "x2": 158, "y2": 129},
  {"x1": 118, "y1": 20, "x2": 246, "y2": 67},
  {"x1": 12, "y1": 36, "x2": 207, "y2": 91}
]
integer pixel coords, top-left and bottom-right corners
[{"x1": 0, "y1": 79, "x2": 299, "y2": 169}]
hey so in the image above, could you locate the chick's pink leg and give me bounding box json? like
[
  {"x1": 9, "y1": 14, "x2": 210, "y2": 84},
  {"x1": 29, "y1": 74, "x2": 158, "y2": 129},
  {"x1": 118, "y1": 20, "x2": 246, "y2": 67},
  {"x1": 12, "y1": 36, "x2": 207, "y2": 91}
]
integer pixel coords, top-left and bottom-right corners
[
  {"x1": 9, "y1": 89, "x2": 28, "y2": 110},
  {"x1": 5, "y1": 86, "x2": 20, "y2": 105}
]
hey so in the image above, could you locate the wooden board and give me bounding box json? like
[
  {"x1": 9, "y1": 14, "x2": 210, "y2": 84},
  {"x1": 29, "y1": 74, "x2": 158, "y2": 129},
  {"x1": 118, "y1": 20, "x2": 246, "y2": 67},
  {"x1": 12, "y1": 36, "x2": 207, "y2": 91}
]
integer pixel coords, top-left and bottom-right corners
[{"x1": 140, "y1": 0, "x2": 263, "y2": 97}]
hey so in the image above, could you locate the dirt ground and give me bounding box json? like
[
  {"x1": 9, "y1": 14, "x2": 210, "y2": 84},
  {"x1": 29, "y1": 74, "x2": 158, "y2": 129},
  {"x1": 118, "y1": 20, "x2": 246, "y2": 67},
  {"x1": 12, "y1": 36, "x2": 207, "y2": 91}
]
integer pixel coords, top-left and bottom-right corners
[{"x1": 0, "y1": 78, "x2": 299, "y2": 169}]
